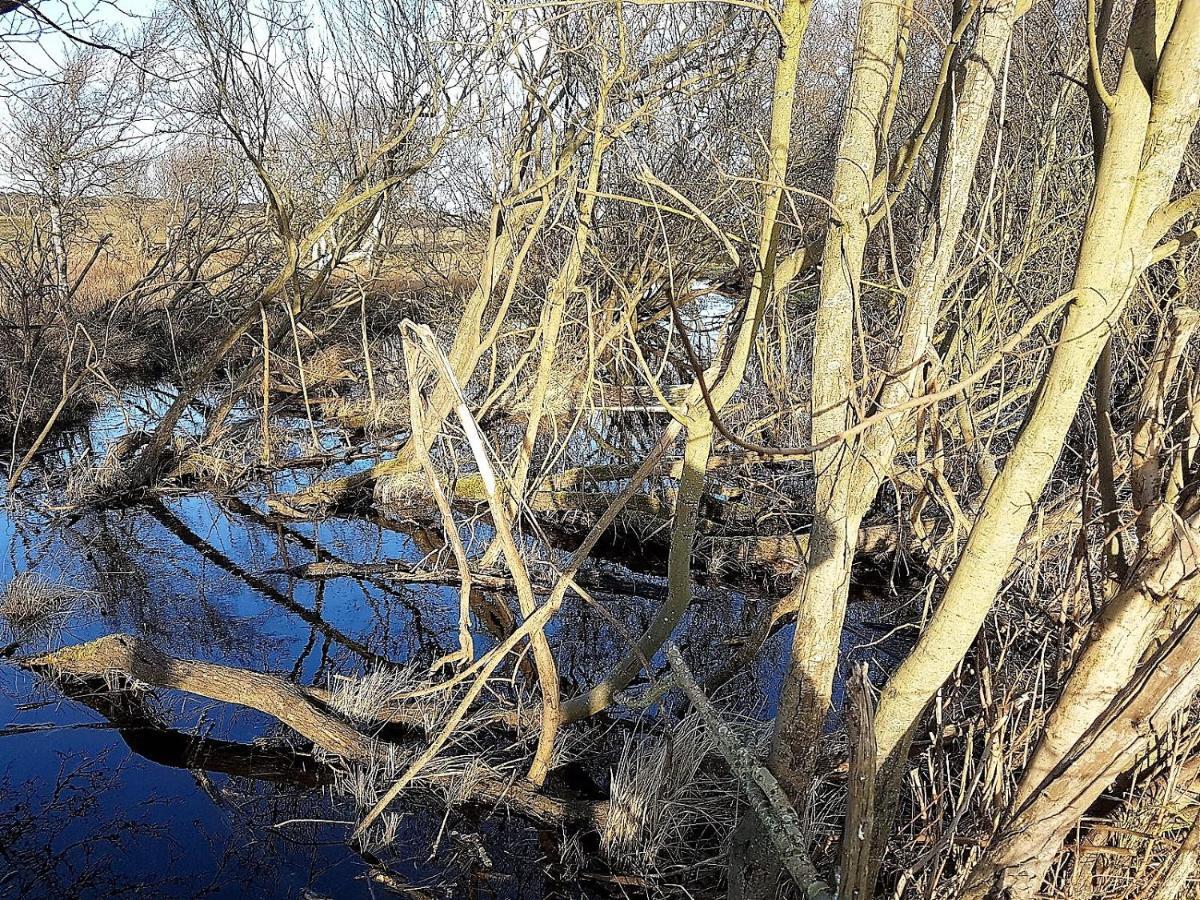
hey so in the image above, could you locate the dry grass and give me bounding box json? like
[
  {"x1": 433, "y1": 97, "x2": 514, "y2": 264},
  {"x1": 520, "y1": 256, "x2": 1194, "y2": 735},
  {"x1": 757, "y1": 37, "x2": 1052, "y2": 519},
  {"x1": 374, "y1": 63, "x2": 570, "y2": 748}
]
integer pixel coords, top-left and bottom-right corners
[
  {"x1": 68, "y1": 248, "x2": 151, "y2": 314},
  {"x1": 601, "y1": 710, "x2": 762, "y2": 879},
  {"x1": 169, "y1": 436, "x2": 250, "y2": 489},
  {"x1": 64, "y1": 442, "x2": 134, "y2": 504},
  {"x1": 0, "y1": 573, "x2": 100, "y2": 644},
  {"x1": 326, "y1": 666, "x2": 431, "y2": 729},
  {"x1": 316, "y1": 666, "x2": 527, "y2": 854},
  {"x1": 374, "y1": 470, "x2": 436, "y2": 506}
]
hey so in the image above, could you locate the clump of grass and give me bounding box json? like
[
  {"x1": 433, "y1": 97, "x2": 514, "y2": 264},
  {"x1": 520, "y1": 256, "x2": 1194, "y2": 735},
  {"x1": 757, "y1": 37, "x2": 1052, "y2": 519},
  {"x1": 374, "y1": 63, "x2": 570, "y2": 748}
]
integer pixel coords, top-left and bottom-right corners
[
  {"x1": 169, "y1": 436, "x2": 248, "y2": 489},
  {"x1": 64, "y1": 454, "x2": 130, "y2": 505},
  {"x1": 321, "y1": 726, "x2": 516, "y2": 854},
  {"x1": 0, "y1": 572, "x2": 100, "y2": 644},
  {"x1": 326, "y1": 666, "x2": 430, "y2": 729},
  {"x1": 325, "y1": 393, "x2": 410, "y2": 434},
  {"x1": 374, "y1": 470, "x2": 434, "y2": 507},
  {"x1": 298, "y1": 345, "x2": 357, "y2": 388},
  {"x1": 317, "y1": 666, "x2": 532, "y2": 852},
  {"x1": 601, "y1": 710, "x2": 758, "y2": 877}
]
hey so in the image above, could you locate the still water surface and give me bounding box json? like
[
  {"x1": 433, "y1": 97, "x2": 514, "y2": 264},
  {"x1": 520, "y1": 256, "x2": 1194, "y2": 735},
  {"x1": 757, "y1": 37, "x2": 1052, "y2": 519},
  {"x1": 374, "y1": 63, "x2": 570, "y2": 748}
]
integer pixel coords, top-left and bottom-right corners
[{"x1": 0, "y1": 393, "x2": 903, "y2": 898}]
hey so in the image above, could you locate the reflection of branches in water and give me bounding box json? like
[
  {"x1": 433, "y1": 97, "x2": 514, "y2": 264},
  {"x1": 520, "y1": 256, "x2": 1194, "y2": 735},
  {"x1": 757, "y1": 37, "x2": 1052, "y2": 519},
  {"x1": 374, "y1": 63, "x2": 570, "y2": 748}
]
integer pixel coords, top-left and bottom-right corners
[
  {"x1": 0, "y1": 715, "x2": 376, "y2": 898},
  {"x1": 0, "y1": 752, "x2": 184, "y2": 898},
  {"x1": 57, "y1": 676, "x2": 332, "y2": 788},
  {"x1": 48, "y1": 505, "x2": 283, "y2": 661},
  {"x1": 220, "y1": 496, "x2": 444, "y2": 655},
  {"x1": 144, "y1": 498, "x2": 398, "y2": 666},
  {"x1": 548, "y1": 578, "x2": 776, "y2": 717},
  {"x1": 184, "y1": 496, "x2": 463, "y2": 668}
]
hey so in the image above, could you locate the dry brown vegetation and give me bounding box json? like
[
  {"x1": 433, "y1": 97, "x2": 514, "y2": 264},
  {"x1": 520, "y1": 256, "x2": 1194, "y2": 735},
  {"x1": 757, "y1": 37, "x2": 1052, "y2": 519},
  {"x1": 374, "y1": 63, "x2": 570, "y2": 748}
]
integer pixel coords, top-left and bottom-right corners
[{"x1": 4, "y1": 0, "x2": 1200, "y2": 896}]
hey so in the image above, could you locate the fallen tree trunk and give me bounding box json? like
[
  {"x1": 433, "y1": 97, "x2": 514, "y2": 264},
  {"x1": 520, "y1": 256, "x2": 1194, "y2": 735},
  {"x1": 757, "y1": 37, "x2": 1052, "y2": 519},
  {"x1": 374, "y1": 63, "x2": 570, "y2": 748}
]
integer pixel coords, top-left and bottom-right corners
[
  {"x1": 272, "y1": 559, "x2": 673, "y2": 602},
  {"x1": 22, "y1": 634, "x2": 610, "y2": 829},
  {"x1": 27, "y1": 633, "x2": 375, "y2": 758}
]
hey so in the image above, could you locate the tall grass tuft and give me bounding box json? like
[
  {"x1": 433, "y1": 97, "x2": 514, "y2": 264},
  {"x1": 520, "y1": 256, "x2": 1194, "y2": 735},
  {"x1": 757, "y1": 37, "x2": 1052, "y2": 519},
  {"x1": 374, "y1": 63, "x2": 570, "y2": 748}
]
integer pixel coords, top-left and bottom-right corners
[{"x1": 0, "y1": 572, "x2": 100, "y2": 645}]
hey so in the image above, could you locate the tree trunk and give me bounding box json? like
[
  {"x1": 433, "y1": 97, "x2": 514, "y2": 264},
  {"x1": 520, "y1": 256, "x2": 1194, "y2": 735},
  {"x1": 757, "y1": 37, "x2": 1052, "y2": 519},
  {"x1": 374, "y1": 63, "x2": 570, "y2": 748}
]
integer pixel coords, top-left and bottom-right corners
[{"x1": 873, "y1": 0, "x2": 1200, "y2": 868}]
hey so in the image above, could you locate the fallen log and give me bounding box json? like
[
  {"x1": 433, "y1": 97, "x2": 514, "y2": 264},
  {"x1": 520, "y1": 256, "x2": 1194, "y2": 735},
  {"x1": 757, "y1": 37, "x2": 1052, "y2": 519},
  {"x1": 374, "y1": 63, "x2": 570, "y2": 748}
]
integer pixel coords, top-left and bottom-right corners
[
  {"x1": 56, "y1": 679, "x2": 332, "y2": 788},
  {"x1": 27, "y1": 633, "x2": 373, "y2": 758},
  {"x1": 21, "y1": 634, "x2": 610, "y2": 829},
  {"x1": 271, "y1": 559, "x2": 673, "y2": 602}
]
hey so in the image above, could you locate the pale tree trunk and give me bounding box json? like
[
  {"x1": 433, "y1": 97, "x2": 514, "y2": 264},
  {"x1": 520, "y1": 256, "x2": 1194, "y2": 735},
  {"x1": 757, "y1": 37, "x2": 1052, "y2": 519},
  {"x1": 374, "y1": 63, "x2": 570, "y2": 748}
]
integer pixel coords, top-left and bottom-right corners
[
  {"x1": 963, "y1": 598, "x2": 1200, "y2": 897},
  {"x1": 1017, "y1": 316, "x2": 1200, "y2": 802},
  {"x1": 1017, "y1": 506, "x2": 1200, "y2": 801},
  {"x1": 872, "y1": 0, "x2": 1200, "y2": 859},
  {"x1": 48, "y1": 194, "x2": 69, "y2": 300},
  {"x1": 1131, "y1": 308, "x2": 1200, "y2": 533},
  {"x1": 768, "y1": 0, "x2": 908, "y2": 799},
  {"x1": 562, "y1": 0, "x2": 813, "y2": 731},
  {"x1": 771, "y1": 0, "x2": 1017, "y2": 803}
]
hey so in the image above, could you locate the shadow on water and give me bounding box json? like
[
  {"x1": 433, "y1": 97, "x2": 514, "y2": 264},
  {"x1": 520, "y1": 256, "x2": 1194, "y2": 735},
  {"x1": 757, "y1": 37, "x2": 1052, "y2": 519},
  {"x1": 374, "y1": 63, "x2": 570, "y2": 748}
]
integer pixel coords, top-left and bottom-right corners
[{"x1": 0, "y1": 391, "x2": 914, "y2": 899}]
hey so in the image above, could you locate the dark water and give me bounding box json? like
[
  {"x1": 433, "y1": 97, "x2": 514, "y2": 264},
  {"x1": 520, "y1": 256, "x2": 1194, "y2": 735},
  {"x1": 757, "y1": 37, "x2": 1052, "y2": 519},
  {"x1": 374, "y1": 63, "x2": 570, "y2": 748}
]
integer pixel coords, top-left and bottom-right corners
[
  {"x1": 0, "y1": 493, "x2": 466, "y2": 898},
  {"x1": 0, "y1": 393, "x2": 905, "y2": 899}
]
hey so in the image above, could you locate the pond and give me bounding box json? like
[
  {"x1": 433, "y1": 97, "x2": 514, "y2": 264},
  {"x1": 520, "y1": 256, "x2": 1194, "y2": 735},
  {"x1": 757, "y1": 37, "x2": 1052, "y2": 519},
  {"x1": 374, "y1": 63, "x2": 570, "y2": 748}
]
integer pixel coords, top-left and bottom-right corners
[{"x1": 0, "y1": 394, "x2": 908, "y2": 899}]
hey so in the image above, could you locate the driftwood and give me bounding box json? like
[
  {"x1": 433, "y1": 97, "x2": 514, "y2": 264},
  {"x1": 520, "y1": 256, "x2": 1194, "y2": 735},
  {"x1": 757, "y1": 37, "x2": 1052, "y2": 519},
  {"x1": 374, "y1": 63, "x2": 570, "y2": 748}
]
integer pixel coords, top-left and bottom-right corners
[
  {"x1": 665, "y1": 645, "x2": 836, "y2": 900},
  {"x1": 22, "y1": 634, "x2": 609, "y2": 829}
]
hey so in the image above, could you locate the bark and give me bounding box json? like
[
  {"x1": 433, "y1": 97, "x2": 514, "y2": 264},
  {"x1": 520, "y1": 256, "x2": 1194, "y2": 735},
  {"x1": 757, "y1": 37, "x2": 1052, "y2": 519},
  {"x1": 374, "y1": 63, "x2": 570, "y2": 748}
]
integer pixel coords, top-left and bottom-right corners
[
  {"x1": 838, "y1": 665, "x2": 878, "y2": 900},
  {"x1": 58, "y1": 680, "x2": 332, "y2": 788},
  {"x1": 23, "y1": 634, "x2": 611, "y2": 828},
  {"x1": 666, "y1": 646, "x2": 836, "y2": 900},
  {"x1": 48, "y1": 194, "x2": 69, "y2": 299},
  {"x1": 1156, "y1": 812, "x2": 1200, "y2": 900},
  {"x1": 874, "y1": 0, "x2": 1200, "y2": 778},
  {"x1": 272, "y1": 558, "x2": 674, "y2": 603},
  {"x1": 963, "y1": 600, "x2": 1200, "y2": 897},
  {"x1": 1132, "y1": 308, "x2": 1200, "y2": 535},
  {"x1": 772, "y1": 0, "x2": 1017, "y2": 803},
  {"x1": 561, "y1": 421, "x2": 712, "y2": 723},
  {"x1": 1017, "y1": 505, "x2": 1200, "y2": 802}
]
